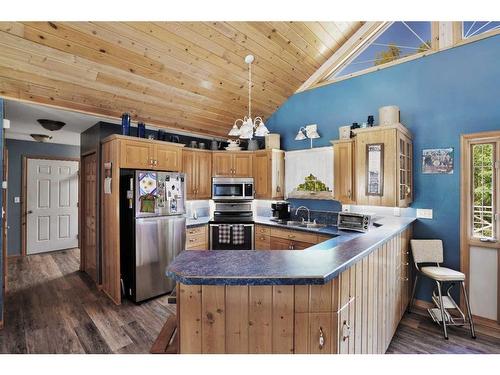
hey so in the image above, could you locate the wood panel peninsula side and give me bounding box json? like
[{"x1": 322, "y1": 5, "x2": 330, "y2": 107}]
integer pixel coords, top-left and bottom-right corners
[{"x1": 167, "y1": 217, "x2": 414, "y2": 354}]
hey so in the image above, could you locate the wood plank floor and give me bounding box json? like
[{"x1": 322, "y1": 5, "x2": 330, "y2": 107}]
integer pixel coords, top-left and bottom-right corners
[
  {"x1": 0, "y1": 249, "x2": 498, "y2": 354},
  {"x1": 0, "y1": 249, "x2": 175, "y2": 354},
  {"x1": 387, "y1": 307, "x2": 500, "y2": 354}
]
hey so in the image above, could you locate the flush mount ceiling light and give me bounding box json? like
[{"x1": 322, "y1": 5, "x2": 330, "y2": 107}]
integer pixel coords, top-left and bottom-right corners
[
  {"x1": 295, "y1": 124, "x2": 321, "y2": 148},
  {"x1": 30, "y1": 133, "x2": 53, "y2": 143},
  {"x1": 228, "y1": 54, "x2": 270, "y2": 140},
  {"x1": 37, "y1": 119, "x2": 66, "y2": 131}
]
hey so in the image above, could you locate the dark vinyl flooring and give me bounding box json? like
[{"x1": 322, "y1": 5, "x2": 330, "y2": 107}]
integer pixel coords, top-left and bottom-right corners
[
  {"x1": 0, "y1": 249, "x2": 175, "y2": 354},
  {"x1": 1, "y1": 249, "x2": 499, "y2": 354}
]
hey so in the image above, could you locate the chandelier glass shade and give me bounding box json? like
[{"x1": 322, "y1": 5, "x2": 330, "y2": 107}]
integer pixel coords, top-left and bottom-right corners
[{"x1": 228, "y1": 55, "x2": 270, "y2": 139}]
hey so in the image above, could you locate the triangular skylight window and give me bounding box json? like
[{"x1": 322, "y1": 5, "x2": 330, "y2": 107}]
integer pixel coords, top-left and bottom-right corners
[
  {"x1": 463, "y1": 21, "x2": 500, "y2": 39},
  {"x1": 327, "y1": 22, "x2": 432, "y2": 80}
]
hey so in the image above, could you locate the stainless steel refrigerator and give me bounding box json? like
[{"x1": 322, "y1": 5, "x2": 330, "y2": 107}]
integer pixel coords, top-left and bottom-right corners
[{"x1": 120, "y1": 170, "x2": 186, "y2": 303}]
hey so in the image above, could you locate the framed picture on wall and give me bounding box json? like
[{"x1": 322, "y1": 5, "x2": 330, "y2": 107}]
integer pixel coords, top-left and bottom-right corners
[{"x1": 422, "y1": 148, "x2": 454, "y2": 174}]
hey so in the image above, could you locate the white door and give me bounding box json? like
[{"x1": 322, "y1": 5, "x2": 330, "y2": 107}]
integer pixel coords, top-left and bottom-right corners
[{"x1": 26, "y1": 158, "x2": 79, "y2": 254}]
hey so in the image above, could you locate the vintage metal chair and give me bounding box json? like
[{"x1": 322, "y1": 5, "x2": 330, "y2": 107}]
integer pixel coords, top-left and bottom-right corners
[{"x1": 409, "y1": 239, "x2": 476, "y2": 340}]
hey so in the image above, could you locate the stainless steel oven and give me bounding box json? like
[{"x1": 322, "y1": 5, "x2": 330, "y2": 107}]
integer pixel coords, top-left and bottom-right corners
[{"x1": 212, "y1": 177, "x2": 254, "y2": 201}]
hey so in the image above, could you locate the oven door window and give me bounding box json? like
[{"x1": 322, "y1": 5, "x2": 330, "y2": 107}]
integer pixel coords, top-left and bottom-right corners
[{"x1": 213, "y1": 184, "x2": 243, "y2": 197}]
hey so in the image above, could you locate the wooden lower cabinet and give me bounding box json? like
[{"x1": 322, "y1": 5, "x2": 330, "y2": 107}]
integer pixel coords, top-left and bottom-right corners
[
  {"x1": 177, "y1": 226, "x2": 412, "y2": 353},
  {"x1": 185, "y1": 225, "x2": 208, "y2": 250},
  {"x1": 255, "y1": 224, "x2": 328, "y2": 250}
]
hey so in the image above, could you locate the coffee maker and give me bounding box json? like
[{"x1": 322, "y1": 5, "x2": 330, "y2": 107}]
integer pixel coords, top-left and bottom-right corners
[{"x1": 271, "y1": 201, "x2": 290, "y2": 222}]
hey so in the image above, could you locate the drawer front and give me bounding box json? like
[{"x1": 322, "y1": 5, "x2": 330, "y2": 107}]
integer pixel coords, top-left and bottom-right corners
[
  {"x1": 187, "y1": 225, "x2": 207, "y2": 236},
  {"x1": 186, "y1": 232, "x2": 207, "y2": 247},
  {"x1": 270, "y1": 227, "x2": 318, "y2": 243},
  {"x1": 186, "y1": 225, "x2": 208, "y2": 249},
  {"x1": 255, "y1": 224, "x2": 271, "y2": 236}
]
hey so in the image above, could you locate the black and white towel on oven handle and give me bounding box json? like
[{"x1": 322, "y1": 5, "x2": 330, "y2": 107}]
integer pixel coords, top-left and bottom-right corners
[
  {"x1": 218, "y1": 224, "x2": 231, "y2": 244},
  {"x1": 232, "y1": 224, "x2": 245, "y2": 245}
]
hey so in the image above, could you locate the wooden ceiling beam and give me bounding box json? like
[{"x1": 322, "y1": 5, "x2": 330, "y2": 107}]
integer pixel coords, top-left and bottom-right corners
[{"x1": 296, "y1": 21, "x2": 390, "y2": 93}]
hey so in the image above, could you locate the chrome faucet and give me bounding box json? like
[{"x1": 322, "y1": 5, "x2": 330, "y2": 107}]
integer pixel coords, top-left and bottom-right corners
[{"x1": 295, "y1": 206, "x2": 311, "y2": 223}]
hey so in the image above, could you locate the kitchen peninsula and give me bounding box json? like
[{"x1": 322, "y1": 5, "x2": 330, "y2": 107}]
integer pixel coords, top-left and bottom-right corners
[{"x1": 167, "y1": 216, "x2": 415, "y2": 354}]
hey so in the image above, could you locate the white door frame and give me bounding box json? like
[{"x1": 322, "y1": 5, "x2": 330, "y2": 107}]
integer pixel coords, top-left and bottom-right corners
[{"x1": 21, "y1": 155, "x2": 80, "y2": 256}]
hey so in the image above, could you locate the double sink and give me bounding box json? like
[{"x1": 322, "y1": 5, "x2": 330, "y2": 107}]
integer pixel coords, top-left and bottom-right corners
[{"x1": 284, "y1": 220, "x2": 327, "y2": 229}]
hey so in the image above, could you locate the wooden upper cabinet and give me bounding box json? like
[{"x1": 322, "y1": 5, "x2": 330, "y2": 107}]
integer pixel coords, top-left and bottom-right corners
[
  {"x1": 252, "y1": 150, "x2": 285, "y2": 200},
  {"x1": 196, "y1": 151, "x2": 212, "y2": 199},
  {"x1": 113, "y1": 135, "x2": 183, "y2": 171},
  {"x1": 212, "y1": 152, "x2": 252, "y2": 177},
  {"x1": 353, "y1": 124, "x2": 413, "y2": 207},
  {"x1": 120, "y1": 138, "x2": 153, "y2": 169},
  {"x1": 233, "y1": 153, "x2": 252, "y2": 177},
  {"x1": 182, "y1": 149, "x2": 212, "y2": 200},
  {"x1": 332, "y1": 140, "x2": 355, "y2": 204},
  {"x1": 182, "y1": 150, "x2": 197, "y2": 199},
  {"x1": 212, "y1": 152, "x2": 233, "y2": 176},
  {"x1": 154, "y1": 143, "x2": 182, "y2": 171}
]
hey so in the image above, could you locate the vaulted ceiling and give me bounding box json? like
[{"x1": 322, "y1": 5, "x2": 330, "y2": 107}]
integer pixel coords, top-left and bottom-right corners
[{"x1": 0, "y1": 22, "x2": 364, "y2": 137}]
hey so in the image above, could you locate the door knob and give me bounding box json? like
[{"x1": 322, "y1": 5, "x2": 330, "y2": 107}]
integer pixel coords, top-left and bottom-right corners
[{"x1": 27, "y1": 210, "x2": 33, "y2": 214}]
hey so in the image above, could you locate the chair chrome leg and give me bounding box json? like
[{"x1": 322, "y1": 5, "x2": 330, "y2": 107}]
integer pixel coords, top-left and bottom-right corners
[
  {"x1": 409, "y1": 274, "x2": 419, "y2": 313},
  {"x1": 436, "y1": 281, "x2": 448, "y2": 340},
  {"x1": 461, "y1": 281, "x2": 476, "y2": 339}
]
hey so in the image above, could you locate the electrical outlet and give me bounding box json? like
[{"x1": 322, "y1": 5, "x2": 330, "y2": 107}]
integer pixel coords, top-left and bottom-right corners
[
  {"x1": 416, "y1": 208, "x2": 433, "y2": 219},
  {"x1": 342, "y1": 204, "x2": 351, "y2": 212},
  {"x1": 14, "y1": 196, "x2": 20, "y2": 204},
  {"x1": 393, "y1": 207, "x2": 401, "y2": 217}
]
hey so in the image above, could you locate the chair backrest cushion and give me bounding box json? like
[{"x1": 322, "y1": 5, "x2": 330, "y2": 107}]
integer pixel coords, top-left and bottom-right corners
[{"x1": 410, "y1": 239, "x2": 444, "y2": 264}]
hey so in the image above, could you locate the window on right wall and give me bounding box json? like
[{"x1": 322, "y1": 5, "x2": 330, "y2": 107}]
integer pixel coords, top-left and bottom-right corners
[
  {"x1": 462, "y1": 21, "x2": 500, "y2": 39},
  {"x1": 326, "y1": 21, "x2": 432, "y2": 81}
]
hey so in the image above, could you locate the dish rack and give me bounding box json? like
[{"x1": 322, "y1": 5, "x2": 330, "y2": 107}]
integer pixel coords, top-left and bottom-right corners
[{"x1": 427, "y1": 283, "x2": 468, "y2": 326}]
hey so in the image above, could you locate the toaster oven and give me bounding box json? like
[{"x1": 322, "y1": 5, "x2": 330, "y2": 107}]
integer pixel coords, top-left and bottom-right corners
[{"x1": 337, "y1": 212, "x2": 371, "y2": 232}]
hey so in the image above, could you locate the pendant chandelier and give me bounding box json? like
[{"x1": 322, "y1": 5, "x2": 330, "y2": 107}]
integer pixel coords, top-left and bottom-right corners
[{"x1": 228, "y1": 54, "x2": 269, "y2": 139}]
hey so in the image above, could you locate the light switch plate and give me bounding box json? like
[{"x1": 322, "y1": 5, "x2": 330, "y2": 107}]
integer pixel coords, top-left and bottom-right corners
[
  {"x1": 14, "y1": 196, "x2": 20, "y2": 203},
  {"x1": 416, "y1": 208, "x2": 433, "y2": 219}
]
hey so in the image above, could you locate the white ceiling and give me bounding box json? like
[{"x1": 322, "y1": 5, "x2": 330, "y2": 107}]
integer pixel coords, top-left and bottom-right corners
[
  {"x1": 4, "y1": 100, "x2": 117, "y2": 146},
  {"x1": 3, "y1": 100, "x2": 225, "y2": 145}
]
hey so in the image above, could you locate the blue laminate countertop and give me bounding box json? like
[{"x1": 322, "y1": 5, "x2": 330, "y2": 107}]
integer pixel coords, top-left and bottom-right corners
[
  {"x1": 168, "y1": 216, "x2": 416, "y2": 286},
  {"x1": 185, "y1": 217, "x2": 210, "y2": 227}
]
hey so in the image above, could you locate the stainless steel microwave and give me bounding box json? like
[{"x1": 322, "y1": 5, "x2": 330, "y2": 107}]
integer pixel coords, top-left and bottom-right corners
[
  {"x1": 337, "y1": 212, "x2": 371, "y2": 232},
  {"x1": 212, "y1": 177, "x2": 254, "y2": 201}
]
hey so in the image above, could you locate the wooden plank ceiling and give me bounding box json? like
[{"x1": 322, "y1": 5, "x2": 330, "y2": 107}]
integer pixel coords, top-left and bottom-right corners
[{"x1": 0, "y1": 22, "x2": 363, "y2": 137}]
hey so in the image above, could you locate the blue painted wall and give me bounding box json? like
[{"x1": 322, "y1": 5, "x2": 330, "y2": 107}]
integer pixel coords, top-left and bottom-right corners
[
  {"x1": 5, "y1": 139, "x2": 80, "y2": 256},
  {"x1": 267, "y1": 35, "x2": 500, "y2": 300}
]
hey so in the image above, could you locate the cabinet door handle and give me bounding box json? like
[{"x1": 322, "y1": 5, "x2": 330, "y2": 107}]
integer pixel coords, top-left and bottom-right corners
[
  {"x1": 347, "y1": 190, "x2": 351, "y2": 199},
  {"x1": 318, "y1": 327, "x2": 325, "y2": 349},
  {"x1": 342, "y1": 321, "x2": 351, "y2": 341}
]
